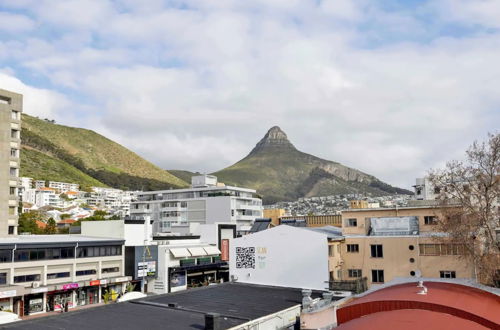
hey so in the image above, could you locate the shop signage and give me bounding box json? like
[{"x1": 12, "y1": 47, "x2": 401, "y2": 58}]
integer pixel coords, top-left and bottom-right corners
[
  {"x1": 221, "y1": 239, "x2": 229, "y2": 261},
  {"x1": 0, "y1": 290, "x2": 16, "y2": 298},
  {"x1": 89, "y1": 280, "x2": 100, "y2": 286},
  {"x1": 170, "y1": 271, "x2": 186, "y2": 288},
  {"x1": 62, "y1": 283, "x2": 79, "y2": 290},
  {"x1": 113, "y1": 277, "x2": 128, "y2": 283},
  {"x1": 32, "y1": 287, "x2": 48, "y2": 293},
  {"x1": 100, "y1": 279, "x2": 108, "y2": 285},
  {"x1": 138, "y1": 261, "x2": 156, "y2": 277}
]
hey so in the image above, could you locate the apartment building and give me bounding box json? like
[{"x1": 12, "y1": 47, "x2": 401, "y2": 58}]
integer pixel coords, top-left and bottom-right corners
[
  {"x1": 130, "y1": 175, "x2": 263, "y2": 235},
  {"x1": 336, "y1": 206, "x2": 474, "y2": 288},
  {"x1": 0, "y1": 89, "x2": 22, "y2": 236},
  {"x1": 0, "y1": 235, "x2": 129, "y2": 316},
  {"x1": 48, "y1": 181, "x2": 79, "y2": 193}
]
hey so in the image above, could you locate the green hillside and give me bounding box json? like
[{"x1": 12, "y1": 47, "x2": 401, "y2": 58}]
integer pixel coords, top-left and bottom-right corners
[
  {"x1": 213, "y1": 126, "x2": 412, "y2": 204},
  {"x1": 21, "y1": 114, "x2": 188, "y2": 191},
  {"x1": 168, "y1": 170, "x2": 200, "y2": 183}
]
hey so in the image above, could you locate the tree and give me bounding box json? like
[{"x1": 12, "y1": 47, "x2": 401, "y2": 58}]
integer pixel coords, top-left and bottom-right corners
[
  {"x1": 45, "y1": 218, "x2": 57, "y2": 234},
  {"x1": 18, "y1": 211, "x2": 46, "y2": 234},
  {"x1": 429, "y1": 133, "x2": 499, "y2": 287}
]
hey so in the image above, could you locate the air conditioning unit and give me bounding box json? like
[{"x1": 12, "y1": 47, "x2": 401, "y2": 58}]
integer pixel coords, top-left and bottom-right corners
[{"x1": 32, "y1": 282, "x2": 40, "y2": 288}]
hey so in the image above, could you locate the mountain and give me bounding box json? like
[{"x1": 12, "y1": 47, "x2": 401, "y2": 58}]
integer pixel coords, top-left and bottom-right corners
[
  {"x1": 21, "y1": 114, "x2": 188, "y2": 191},
  {"x1": 213, "y1": 126, "x2": 412, "y2": 204}
]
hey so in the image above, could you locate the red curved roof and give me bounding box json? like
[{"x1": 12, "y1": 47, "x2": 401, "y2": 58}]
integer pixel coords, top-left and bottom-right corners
[
  {"x1": 337, "y1": 281, "x2": 500, "y2": 328},
  {"x1": 336, "y1": 309, "x2": 489, "y2": 330}
]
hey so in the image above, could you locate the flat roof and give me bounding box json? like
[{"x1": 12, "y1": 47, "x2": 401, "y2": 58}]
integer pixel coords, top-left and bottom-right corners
[
  {"x1": 342, "y1": 205, "x2": 450, "y2": 213},
  {"x1": 136, "y1": 185, "x2": 257, "y2": 195},
  {"x1": 0, "y1": 235, "x2": 124, "y2": 247},
  {"x1": 3, "y1": 282, "x2": 323, "y2": 329}
]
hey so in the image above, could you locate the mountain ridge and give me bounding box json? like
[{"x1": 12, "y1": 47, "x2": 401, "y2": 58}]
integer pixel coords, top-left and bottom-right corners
[{"x1": 213, "y1": 126, "x2": 411, "y2": 203}]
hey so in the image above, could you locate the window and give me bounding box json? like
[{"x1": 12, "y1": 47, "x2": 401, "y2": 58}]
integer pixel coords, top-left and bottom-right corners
[
  {"x1": 348, "y1": 269, "x2": 362, "y2": 278},
  {"x1": 347, "y1": 244, "x2": 359, "y2": 253},
  {"x1": 347, "y1": 218, "x2": 357, "y2": 227},
  {"x1": 409, "y1": 258, "x2": 415, "y2": 263},
  {"x1": 419, "y1": 244, "x2": 464, "y2": 256},
  {"x1": 329, "y1": 271, "x2": 334, "y2": 282},
  {"x1": 9, "y1": 168, "x2": 17, "y2": 177},
  {"x1": 14, "y1": 248, "x2": 74, "y2": 262},
  {"x1": 328, "y1": 245, "x2": 335, "y2": 257},
  {"x1": 424, "y1": 216, "x2": 437, "y2": 225},
  {"x1": 102, "y1": 267, "x2": 119, "y2": 274},
  {"x1": 371, "y1": 269, "x2": 384, "y2": 283},
  {"x1": 76, "y1": 245, "x2": 121, "y2": 258},
  {"x1": 11, "y1": 110, "x2": 19, "y2": 120},
  {"x1": 76, "y1": 269, "x2": 96, "y2": 276},
  {"x1": 410, "y1": 271, "x2": 416, "y2": 276},
  {"x1": 409, "y1": 245, "x2": 414, "y2": 250},
  {"x1": 440, "y1": 271, "x2": 456, "y2": 279},
  {"x1": 14, "y1": 274, "x2": 40, "y2": 283},
  {"x1": 10, "y1": 129, "x2": 19, "y2": 139},
  {"x1": 10, "y1": 148, "x2": 18, "y2": 157},
  {"x1": 337, "y1": 269, "x2": 342, "y2": 280},
  {"x1": 180, "y1": 259, "x2": 196, "y2": 267},
  {"x1": 370, "y1": 245, "x2": 383, "y2": 258},
  {"x1": 7, "y1": 226, "x2": 14, "y2": 236},
  {"x1": 9, "y1": 187, "x2": 16, "y2": 196},
  {"x1": 0, "y1": 273, "x2": 6, "y2": 285},
  {"x1": 47, "y1": 272, "x2": 70, "y2": 280}
]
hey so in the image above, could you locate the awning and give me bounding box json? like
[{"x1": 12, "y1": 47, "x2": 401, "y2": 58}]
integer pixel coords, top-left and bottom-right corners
[
  {"x1": 188, "y1": 247, "x2": 207, "y2": 257},
  {"x1": 170, "y1": 248, "x2": 191, "y2": 258},
  {"x1": 203, "y1": 246, "x2": 221, "y2": 255}
]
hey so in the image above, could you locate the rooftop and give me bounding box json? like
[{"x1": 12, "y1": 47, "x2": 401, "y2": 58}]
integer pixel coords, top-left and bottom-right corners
[
  {"x1": 0, "y1": 235, "x2": 123, "y2": 247},
  {"x1": 3, "y1": 282, "x2": 324, "y2": 330}
]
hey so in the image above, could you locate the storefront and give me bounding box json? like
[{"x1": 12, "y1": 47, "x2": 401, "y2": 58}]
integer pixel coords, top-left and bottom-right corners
[
  {"x1": 100, "y1": 277, "x2": 130, "y2": 302},
  {"x1": 24, "y1": 293, "x2": 44, "y2": 315},
  {"x1": 47, "y1": 290, "x2": 73, "y2": 312},
  {"x1": 76, "y1": 286, "x2": 99, "y2": 306}
]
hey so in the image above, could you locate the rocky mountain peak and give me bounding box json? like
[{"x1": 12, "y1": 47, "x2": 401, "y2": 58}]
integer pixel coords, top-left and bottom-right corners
[{"x1": 248, "y1": 126, "x2": 296, "y2": 155}]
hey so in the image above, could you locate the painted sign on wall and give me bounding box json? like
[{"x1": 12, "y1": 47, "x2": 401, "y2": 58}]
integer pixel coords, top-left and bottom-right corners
[{"x1": 221, "y1": 239, "x2": 229, "y2": 261}]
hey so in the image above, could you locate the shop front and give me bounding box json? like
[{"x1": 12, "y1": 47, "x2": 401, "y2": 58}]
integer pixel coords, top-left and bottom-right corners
[
  {"x1": 76, "y1": 280, "x2": 101, "y2": 306},
  {"x1": 100, "y1": 277, "x2": 130, "y2": 302},
  {"x1": 23, "y1": 293, "x2": 44, "y2": 315},
  {"x1": 47, "y1": 290, "x2": 73, "y2": 312}
]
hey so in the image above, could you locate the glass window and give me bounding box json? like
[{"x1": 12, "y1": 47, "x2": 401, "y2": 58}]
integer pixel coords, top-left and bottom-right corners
[
  {"x1": 14, "y1": 274, "x2": 40, "y2": 283},
  {"x1": 424, "y1": 216, "x2": 437, "y2": 225},
  {"x1": 0, "y1": 273, "x2": 6, "y2": 285},
  {"x1": 0, "y1": 250, "x2": 10, "y2": 263},
  {"x1": 371, "y1": 269, "x2": 384, "y2": 283},
  {"x1": 347, "y1": 244, "x2": 359, "y2": 253},
  {"x1": 348, "y1": 269, "x2": 362, "y2": 278},
  {"x1": 347, "y1": 218, "x2": 357, "y2": 227},
  {"x1": 76, "y1": 269, "x2": 96, "y2": 276},
  {"x1": 440, "y1": 271, "x2": 456, "y2": 278},
  {"x1": 370, "y1": 245, "x2": 383, "y2": 258},
  {"x1": 47, "y1": 272, "x2": 70, "y2": 280},
  {"x1": 102, "y1": 267, "x2": 119, "y2": 274}
]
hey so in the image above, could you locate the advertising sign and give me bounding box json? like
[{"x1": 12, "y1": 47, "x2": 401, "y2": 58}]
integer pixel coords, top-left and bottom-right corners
[
  {"x1": 89, "y1": 280, "x2": 100, "y2": 286},
  {"x1": 62, "y1": 283, "x2": 79, "y2": 290},
  {"x1": 170, "y1": 271, "x2": 186, "y2": 288},
  {"x1": 0, "y1": 290, "x2": 16, "y2": 298},
  {"x1": 221, "y1": 239, "x2": 229, "y2": 261},
  {"x1": 31, "y1": 287, "x2": 48, "y2": 293},
  {"x1": 138, "y1": 261, "x2": 156, "y2": 277}
]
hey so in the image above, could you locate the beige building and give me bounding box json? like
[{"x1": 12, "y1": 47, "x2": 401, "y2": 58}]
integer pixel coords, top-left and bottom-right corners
[
  {"x1": 263, "y1": 208, "x2": 286, "y2": 226},
  {"x1": 0, "y1": 89, "x2": 22, "y2": 236},
  {"x1": 334, "y1": 206, "x2": 474, "y2": 288},
  {"x1": 349, "y1": 200, "x2": 368, "y2": 209}
]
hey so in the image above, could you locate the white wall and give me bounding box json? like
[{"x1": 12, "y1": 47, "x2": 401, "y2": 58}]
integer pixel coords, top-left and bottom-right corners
[
  {"x1": 205, "y1": 197, "x2": 232, "y2": 224},
  {"x1": 229, "y1": 225, "x2": 329, "y2": 290}
]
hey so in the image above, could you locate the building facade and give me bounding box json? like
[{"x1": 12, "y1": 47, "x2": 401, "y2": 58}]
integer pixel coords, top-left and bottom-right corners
[
  {"x1": 0, "y1": 235, "x2": 129, "y2": 316},
  {"x1": 0, "y1": 89, "x2": 22, "y2": 236},
  {"x1": 336, "y1": 206, "x2": 474, "y2": 288},
  {"x1": 279, "y1": 214, "x2": 342, "y2": 227},
  {"x1": 130, "y1": 175, "x2": 263, "y2": 235}
]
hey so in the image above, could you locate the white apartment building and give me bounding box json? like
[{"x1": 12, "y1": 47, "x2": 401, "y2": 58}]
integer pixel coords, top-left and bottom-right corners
[
  {"x1": 48, "y1": 181, "x2": 79, "y2": 193},
  {"x1": 34, "y1": 180, "x2": 46, "y2": 189},
  {"x1": 130, "y1": 175, "x2": 263, "y2": 235},
  {"x1": 413, "y1": 177, "x2": 438, "y2": 200}
]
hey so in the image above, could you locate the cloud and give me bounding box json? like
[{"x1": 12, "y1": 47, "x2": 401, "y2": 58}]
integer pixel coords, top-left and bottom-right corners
[
  {"x1": 0, "y1": 12, "x2": 35, "y2": 33},
  {"x1": 0, "y1": 72, "x2": 68, "y2": 119},
  {"x1": 0, "y1": 0, "x2": 499, "y2": 190}
]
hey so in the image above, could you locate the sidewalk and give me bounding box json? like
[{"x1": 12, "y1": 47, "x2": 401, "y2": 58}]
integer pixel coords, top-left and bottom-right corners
[{"x1": 21, "y1": 302, "x2": 107, "y2": 320}]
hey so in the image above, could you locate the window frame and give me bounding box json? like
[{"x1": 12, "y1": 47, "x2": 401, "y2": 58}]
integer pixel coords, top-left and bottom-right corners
[
  {"x1": 370, "y1": 244, "x2": 383, "y2": 258},
  {"x1": 371, "y1": 269, "x2": 384, "y2": 283},
  {"x1": 347, "y1": 244, "x2": 359, "y2": 253}
]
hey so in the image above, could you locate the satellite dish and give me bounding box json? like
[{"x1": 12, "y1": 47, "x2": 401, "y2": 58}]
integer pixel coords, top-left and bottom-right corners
[{"x1": 415, "y1": 270, "x2": 422, "y2": 278}]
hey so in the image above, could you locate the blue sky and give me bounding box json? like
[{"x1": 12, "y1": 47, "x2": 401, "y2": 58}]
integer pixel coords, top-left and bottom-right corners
[{"x1": 1, "y1": 0, "x2": 499, "y2": 189}]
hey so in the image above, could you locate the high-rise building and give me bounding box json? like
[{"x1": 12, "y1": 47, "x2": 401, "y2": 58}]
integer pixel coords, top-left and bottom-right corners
[{"x1": 0, "y1": 89, "x2": 22, "y2": 236}]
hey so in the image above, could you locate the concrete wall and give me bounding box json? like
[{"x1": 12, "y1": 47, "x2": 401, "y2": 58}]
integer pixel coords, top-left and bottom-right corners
[
  {"x1": 229, "y1": 225, "x2": 329, "y2": 290},
  {"x1": 205, "y1": 196, "x2": 231, "y2": 223},
  {"x1": 0, "y1": 89, "x2": 22, "y2": 237}
]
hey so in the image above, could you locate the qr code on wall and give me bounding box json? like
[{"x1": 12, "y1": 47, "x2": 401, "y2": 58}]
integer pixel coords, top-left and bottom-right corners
[{"x1": 236, "y1": 247, "x2": 255, "y2": 269}]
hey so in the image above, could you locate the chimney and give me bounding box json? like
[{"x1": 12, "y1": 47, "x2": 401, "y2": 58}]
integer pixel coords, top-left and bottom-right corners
[{"x1": 205, "y1": 313, "x2": 221, "y2": 330}]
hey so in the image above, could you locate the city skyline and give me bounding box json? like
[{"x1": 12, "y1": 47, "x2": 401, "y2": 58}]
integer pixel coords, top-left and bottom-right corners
[{"x1": 1, "y1": 1, "x2": 499, "y2": 189}]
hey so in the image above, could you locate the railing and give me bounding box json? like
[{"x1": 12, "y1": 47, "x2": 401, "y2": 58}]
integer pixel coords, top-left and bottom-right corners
[{"x1": 329, "y1": 277, "x2": 368, "y2": 294}]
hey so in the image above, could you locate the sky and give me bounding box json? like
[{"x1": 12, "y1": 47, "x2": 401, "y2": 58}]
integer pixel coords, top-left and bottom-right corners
[{"x1": 0, "y1": 0, "x2": 499, "y2": 190}]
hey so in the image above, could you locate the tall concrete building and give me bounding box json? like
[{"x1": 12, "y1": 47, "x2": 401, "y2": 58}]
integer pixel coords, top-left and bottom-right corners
[{"x1": 0, "y1": 89, "x2": 22, "y2": 236}]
